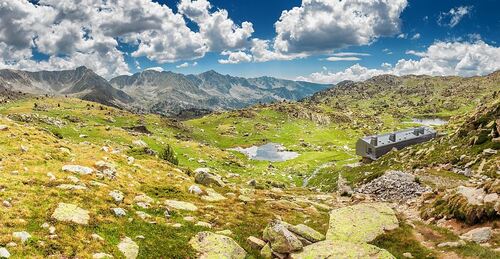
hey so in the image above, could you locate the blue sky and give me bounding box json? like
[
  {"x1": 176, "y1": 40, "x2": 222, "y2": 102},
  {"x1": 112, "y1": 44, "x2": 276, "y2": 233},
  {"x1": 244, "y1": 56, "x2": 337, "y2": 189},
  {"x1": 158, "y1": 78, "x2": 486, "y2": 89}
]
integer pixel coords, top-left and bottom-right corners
[
  {"x1": 2, "y1": 0, "x2": 500, "y2": 82},
  {"x1": 144, "y1": 0, "x2": 499, "y2": 79}
]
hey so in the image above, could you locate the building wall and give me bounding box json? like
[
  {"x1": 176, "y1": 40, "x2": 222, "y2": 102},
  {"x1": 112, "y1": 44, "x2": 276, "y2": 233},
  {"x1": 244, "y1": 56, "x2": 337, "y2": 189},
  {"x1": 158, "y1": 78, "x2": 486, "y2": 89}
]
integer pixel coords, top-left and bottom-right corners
[{"x1": 356, "y1": 132, "x2": 436, "y2": 160}]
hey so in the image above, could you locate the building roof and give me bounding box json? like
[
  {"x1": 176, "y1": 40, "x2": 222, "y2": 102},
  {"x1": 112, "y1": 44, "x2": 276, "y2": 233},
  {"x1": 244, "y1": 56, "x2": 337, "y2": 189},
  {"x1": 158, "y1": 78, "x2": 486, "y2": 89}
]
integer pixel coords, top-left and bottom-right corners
[{"x1": 359, "y1": 126, "x2": 436, "y2": 148}]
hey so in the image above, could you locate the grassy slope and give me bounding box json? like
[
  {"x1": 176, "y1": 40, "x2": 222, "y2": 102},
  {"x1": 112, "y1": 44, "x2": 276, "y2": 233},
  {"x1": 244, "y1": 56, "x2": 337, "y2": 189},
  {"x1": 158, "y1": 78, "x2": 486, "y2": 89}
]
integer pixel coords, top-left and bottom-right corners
[{"x1": 0, "y1": 97, "x2": 332, "y2": 258}]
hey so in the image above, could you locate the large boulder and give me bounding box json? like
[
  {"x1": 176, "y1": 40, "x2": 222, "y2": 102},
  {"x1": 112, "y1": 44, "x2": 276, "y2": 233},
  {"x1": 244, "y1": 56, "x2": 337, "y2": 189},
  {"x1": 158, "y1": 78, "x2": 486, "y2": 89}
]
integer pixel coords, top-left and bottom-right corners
[
  {"x1": 326, "y1": 203, "x2": 398, "y2": 243},
  {"x1": 51, "y1": 203, "x2": 90, "y2": 225},
  {"x1": 194, "y1": 168, "x2": 225, "y2": 187},
  {"x1": 289, "y1": 240, "x2": 395, "y2": 259},
  {"x1": 262, "y1": 220, "x2": 303, "y2": 254},
  {"x1": 460, "y1": 227, "x2": 492, "y2": 243},
  {"x1": 189, "y1": 231, "x2": 246, "y2": 259}
]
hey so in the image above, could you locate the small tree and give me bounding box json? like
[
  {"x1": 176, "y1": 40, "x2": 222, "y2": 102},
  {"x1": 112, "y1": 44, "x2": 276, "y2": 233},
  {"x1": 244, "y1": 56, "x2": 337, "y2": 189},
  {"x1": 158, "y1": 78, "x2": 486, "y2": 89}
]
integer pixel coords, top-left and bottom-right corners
[{"x1": 159, "y1": 144, "x2": 178, "y2": 165}]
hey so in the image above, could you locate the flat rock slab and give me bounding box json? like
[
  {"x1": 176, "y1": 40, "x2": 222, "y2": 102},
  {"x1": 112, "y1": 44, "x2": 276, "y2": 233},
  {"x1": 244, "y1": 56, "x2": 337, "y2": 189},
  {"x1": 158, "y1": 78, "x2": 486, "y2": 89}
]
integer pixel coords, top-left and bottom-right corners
[
  {"x1": 189, "y1": 231, "x2": 246, "y2": 259},
  {"x1": 288, "y1": 224, "x2": 325, "y2": 243},
  {"x1": 326, "y1": 203, "x2": 398, "y2": 243},
  {"x1": 164, "y1": 200, "x2": 198, "y2": 211},
  {"x1": 289, "y1": 240, "x2": 395, "y2": 259},
  {"x1": 118, "y1": 237, "x2": 139, "y2": 259},
  {"x1": 52, "y1": 203, "x2": 90, "y2": 225}
]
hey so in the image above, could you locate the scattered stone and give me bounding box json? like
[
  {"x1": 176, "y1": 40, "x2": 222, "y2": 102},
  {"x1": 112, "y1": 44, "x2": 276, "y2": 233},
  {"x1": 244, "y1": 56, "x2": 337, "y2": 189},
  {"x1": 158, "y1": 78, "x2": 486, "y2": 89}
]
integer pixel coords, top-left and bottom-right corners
[
  {"x1": 247, "y1": 236, "x2": 266, "y2": 250},
  {"x1": 457, "y1": 186, "x2": 486, "y2": 206},
  {"x1": 109, "y1": 190, "x2": 125, "y2": 203},
  {"x1": 483, "y1": 193, "x2": 498, "y2": 204},
  {"x1": 91, "y1": 233, "x2": 104, "y2": 241},
  {"x1": 133, "y1": 194, "x2": 154, "y2": 208},
  {"x1": 12, "y1": 231, "x2": 31, "y2": 243},
  {"x1": 52, "y1": 203, "x2": 90, "y2": 225},
  {"x1": 111, "y1": 208, "x2": 127, "y2": 217},
  {"x1": 47, "y1": 172, "x2": 56, "y2": 181},
  {"x1": 201, "y1": 189, "x2": 226, "y2": 202},
  {"x1": 356, "y1": 171, "x2": 430, "y2": 201},
  {"x1": 135, "y1": 211, "x2": 151, "y2": 220},
  {"x1": 337, "y1": 173, "x2": 353, "y2": 196},
  {"x1": 62, "y1": 165, "x2": 93, "y2": 175},
  {"x1": 288, "y1": 224, "x2": 325, "y2": 243},
  {"x1": 437, "y1": 241, "x2": 465, "y2": 248},
  {"x1": 0, "y1": 125, "x2": 8, "y2": 131},
  {"x1": 326, "y1": 203, "x2": 398, "y2": 243},
  {"x1": 260, "y1": 243, "x2": 273, "y2": 259},
  {"x1": 57, "y1": 184, "x2": 87, "y2": 190},
  {"x1": 262, "y1": 220, "x2": 303, "y2": 254},
  {"x1": 3, "y1": 201, "x2": 11, "y2": 208},
  {"x1": 289, "y1": 240, "x2": 395, "y2": 259},
  {"x1": 194, "y1": 168, "x2": 225, "y2": 187},
  {"x1": 460, "y1": 227, "x2": 492, "y2": 243},
  {"x1": 195, "y1": 221, "x2": 212, "y2": 228},
  {"x1": 216, "y1": 230, "x2": 233, "y2": 236},
  {"x1": 482, "y1": 148, "x2": 497, "y2": 156},
  {"x1": 189, "y1": 231, "x2": 246, "y2": 259},
  {"x1": 238, "y1": 195, "x2": 252, "y2": 203},
  {"x1": 403, "y1": 252, "x2": 414, "y2": 258},
  {"x1": 0, "y1": 247, "x2": 10, "y2": 258},
  {"x1": 117, "y1": 237, "x2": 139, "y2": 259},
  {"x1": 93, "y1": 252, "x2": 114, "y2": 259},
  {"x1": 132, "y1": 140, "x2": 148, "y2": 147},
  {"x1": 164, "y1": 200, "x2": 198, "y2": 211},
  {"x1": 188, "y1": 185, "x2": 203, "y2": 195}
]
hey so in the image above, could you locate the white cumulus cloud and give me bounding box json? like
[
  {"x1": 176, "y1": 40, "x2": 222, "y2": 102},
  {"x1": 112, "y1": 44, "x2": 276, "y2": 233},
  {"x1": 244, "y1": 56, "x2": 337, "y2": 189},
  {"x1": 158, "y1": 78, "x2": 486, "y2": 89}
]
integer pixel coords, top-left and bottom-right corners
[
  {"x1": 299, "y1": 41, "x2": 500, "y2": 84},
  {"x1": 438, "y1": 6, "x2": 473, "y2": 28},
  {"x1": 218, "y1": 50, "x2": 252, "y2": 64}
]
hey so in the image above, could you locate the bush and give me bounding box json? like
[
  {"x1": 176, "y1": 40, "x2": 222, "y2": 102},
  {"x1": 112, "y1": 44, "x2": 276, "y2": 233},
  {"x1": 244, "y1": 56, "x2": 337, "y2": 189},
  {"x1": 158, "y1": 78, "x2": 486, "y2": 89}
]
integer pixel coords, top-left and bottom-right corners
[{"x1": 159, "y1": 144, "x2": 178, "y2": 165}]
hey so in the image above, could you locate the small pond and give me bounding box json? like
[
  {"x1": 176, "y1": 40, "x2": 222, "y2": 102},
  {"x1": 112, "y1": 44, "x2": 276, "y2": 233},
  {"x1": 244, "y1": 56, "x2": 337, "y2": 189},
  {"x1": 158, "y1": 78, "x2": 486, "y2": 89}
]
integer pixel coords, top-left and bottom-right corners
[
  {"x1": 409, "y1": 118, "x2": 448, "y2": 126},
  {"x1": 228, "y1": 143, "x2": 299, "y2": 162}
]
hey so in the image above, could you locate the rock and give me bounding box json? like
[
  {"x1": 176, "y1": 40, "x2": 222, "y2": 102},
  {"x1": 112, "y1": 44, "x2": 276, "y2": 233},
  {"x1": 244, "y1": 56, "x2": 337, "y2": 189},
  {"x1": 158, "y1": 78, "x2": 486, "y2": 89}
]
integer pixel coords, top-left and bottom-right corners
[
  {"x1": 12, "y1": 231, "x2": 31, "y2": 243},
  {"x1": 93, "y1": 252, "x2": 114, "y2": 259},
  {"x1": 482, "y1": 148, "x2": 497, "y2": 156},
  {"x1": 0, "y1": 247, "x2": 10, "y2": 258},
  {"x1": 356, "y1": 171, "x2": 430, "y2": 201},
  {"x1": 289, "y1": 240, "x2": 395, "y2": 259},
  {"x1": 483, "y1": 193, "x2": 498, "y2": 203},
  {"x1": 91, "y1": 233, "x2": 105, "y2": 241},
  {"x1": 111, "y1": 208, "x2": 127, "y2": 217},
  {"x1": 195, "y1": 221, "x2": 212, "y2": 228},
  {"x1": 189, "y1": 231, "x2": 246, "y2": 259},
  {"x1": 3, "y1": 201, "x2": 11, "y2": 207},
  {"x1": 118, "y1": 237, "x2": 139, "y2": 259},
  {"x1": 260, "y1": 243, "x2": 273, "y2": 259},
  {"x1": 109, "y1": 190, "x2": 125, "y2": 203},
  {"x1": 0, "y1": 125, "x2": 8, "y2": 131},
  {"x1": 437, "y1": 241, "x2": 465, "y2": 248},
  {"x1": 326, "y1": 203, "x2": 398, "y2": 243},
  {"x1": 62, "y1": 165, "x2": 93, "y2": 175},
  {"x1": 262, "y1": 220, "x2": 303, "y2": 253},
  {"x1": 288, "y1": 224, "x2": 325, "y2": 243},
  {"x1": 132, "y1": 140, "x2": 148, "y2": 147},
  {"x1": 57, "y1": 184, "x2": 87, "y2": 190},
  {"x1": 457, "y1": 186, "x2": 485, "y2": 206},
  {"x1": 133, "y1": 194, "x2": 154, "y2": 208},
  {"x1": 135, "y1": 211, "x2": 151, "y2": 220},
  {"x1": 164, "y1": 200, "x2": 198, "y2": 211},
  {"x1": 460, "y1": 227, "x2": 492, "y2": 243},
  {"x1": 246, "y1": 236, "x2": 266, "y2": 250},
  {"x1": 188, "y1": 185, "x2": 203, "y2": 195},
  {"x1": 402, "y1": 252, "x2": 414, "y2": 258},
  {"x1": 94, "y1": 161, "x2": 117, "y2": 179},
  {"x1": 337, "y1": 173, "x2": 353, "y2": 196},
  {"x1": 194, "y1": 169, "x2": 225, "y2": 187},
  {"x1": 238, "y1": 195, "x2": 252, "y2": 203},
  {"x1": 201, "y1": 189, "x2": 226, "y2": 202},
  {"x1": 216, "y1": 230, "x2": 233, "y2": 236},
  {"x1": 51, "y1": 203, "x2": 90, "y2": 225}
]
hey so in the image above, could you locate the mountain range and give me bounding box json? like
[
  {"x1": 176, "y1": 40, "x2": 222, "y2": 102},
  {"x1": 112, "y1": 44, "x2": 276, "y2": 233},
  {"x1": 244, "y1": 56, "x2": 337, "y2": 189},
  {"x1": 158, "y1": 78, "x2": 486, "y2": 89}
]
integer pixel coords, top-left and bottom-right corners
[{"x1": 0, "y1": 66, "x2": 331, "y2": 117}]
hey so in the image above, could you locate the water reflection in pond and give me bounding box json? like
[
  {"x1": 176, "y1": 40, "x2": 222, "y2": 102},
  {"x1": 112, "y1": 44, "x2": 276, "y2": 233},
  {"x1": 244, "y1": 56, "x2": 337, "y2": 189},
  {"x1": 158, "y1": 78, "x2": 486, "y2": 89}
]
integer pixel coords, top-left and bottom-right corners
[{"x1": 228, "y1": 143, "x2": 299, "y2": 162}]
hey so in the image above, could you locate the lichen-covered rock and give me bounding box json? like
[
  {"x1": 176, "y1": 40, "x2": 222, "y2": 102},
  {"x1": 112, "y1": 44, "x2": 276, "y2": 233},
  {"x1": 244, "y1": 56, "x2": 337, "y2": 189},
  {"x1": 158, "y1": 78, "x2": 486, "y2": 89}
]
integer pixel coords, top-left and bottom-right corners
[
  {"x1": 288, "y1": 224, "x2": 325, "y2": 243},
  {"x1": 189, "y1": 231, "x2": 246, "y2": 259},
  {"x1": 164, "y1": 200, "x2": 198, "y2": 211},
  {"x1": 52, "y1": 203, "x2": 90, "y2": 225},
  {"x1": 194, "y1": 168, "x2": 225, "y2": 187},
  {"x1": 326, "y1": 203, "x2": 398, "y2": 243},
  {"x1": 289, "y1": 240, "x2": 395, "y2": 259},
  {"x1": 201, "y1": 189, "x2": 226, "y2": 202},
  {"x1": 246, "y1": 236, "x2": 266, "y2": 250},
  {"x1": 118, "y1": 237, "x2": 139, "y2": 259},
  {"x1": 262, "y1": 220, "x2": 303, "y2": 254},
  {"x1": 260, "y1": 243, "x2": 273, "y2": 259}
]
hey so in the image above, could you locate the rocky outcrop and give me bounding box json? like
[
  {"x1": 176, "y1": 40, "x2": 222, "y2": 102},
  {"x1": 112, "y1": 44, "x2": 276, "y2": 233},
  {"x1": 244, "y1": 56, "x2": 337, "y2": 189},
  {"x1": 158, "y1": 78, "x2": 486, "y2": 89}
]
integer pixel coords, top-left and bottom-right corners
[
  {"x1": 189, "y1": 231, "x2": 246, "y2": 259},
  {"x1": 51, "y1": 203, "x2": 90, "y2": 225},
  {"x1": 194, "y1": 168, "x2": 225, "y2": 187}
]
